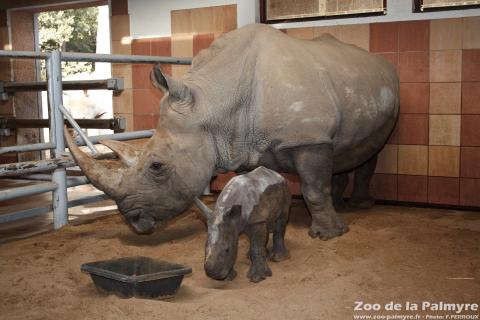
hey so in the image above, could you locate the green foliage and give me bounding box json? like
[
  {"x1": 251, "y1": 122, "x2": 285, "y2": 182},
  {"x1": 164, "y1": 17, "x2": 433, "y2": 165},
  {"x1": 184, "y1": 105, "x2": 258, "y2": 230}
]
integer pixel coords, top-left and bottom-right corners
[{"x1": 38, "y1": 7, "x2": 99, "y2": 77}]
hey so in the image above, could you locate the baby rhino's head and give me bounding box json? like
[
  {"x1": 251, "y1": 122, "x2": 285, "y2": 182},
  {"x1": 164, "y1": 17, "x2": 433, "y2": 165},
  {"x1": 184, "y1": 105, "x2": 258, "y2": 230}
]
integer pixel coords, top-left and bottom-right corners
[{"x1": 195, "y1": 198, "x2": 241, "y2": 281}]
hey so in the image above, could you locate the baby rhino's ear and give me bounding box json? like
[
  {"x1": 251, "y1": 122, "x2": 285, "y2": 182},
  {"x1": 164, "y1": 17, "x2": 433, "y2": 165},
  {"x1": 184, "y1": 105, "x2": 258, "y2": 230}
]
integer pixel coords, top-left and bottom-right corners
[{"x1": 226, "y1": 205, "x2": 242, "y2": 219}]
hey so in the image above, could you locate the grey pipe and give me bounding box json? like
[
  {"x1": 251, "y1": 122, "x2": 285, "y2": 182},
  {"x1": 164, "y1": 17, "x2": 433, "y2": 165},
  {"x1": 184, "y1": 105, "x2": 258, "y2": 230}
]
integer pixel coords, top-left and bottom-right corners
[
  {"x1": 75, "y1": 129, "x2": 155, "y2": 145},
  {"x1": 0, "y1": 182, "x2": 58, "y2": 202},
  {"x1": 0, "y1": 142, "x2": 55, "y2": 155},
  {"x1": 61, "y1": 52, "x2": 192, "y2": 65}
]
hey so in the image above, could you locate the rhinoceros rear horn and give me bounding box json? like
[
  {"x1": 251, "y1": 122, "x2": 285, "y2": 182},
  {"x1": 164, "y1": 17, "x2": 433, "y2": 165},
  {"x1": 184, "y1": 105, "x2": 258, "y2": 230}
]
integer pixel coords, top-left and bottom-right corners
[
  {"x1": 64, "y1": 127, "x2": 124, "y2": 200},
  {"x1": 150, "y1": 64, "x2": 192, "y2": 104}
]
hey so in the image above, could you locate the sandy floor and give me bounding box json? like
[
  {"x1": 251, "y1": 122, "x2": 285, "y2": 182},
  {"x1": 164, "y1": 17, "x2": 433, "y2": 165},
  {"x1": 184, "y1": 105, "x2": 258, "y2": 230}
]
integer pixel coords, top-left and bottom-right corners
[{"x1": 0, "y1": 198, "x2": 479, "y2": 320}]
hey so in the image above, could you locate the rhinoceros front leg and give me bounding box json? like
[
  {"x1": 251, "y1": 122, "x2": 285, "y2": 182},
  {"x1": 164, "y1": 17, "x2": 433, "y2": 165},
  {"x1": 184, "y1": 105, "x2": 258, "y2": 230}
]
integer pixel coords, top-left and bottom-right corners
[
  {"x1": 293, "y1": 144, "x2": 349, "y2": 240},
  {"x1": 349, "y1": 155, "x2": 377, "y2": 209},
  {"x1": 246, "y1": 222, "x2": 272, "y2": 283}
]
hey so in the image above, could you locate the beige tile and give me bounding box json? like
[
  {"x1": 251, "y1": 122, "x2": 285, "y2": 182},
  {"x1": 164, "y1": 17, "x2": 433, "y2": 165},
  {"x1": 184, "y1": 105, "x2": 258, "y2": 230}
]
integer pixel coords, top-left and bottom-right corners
[
  {"x1": 429, "y1": 50, "x2": 462, "y2": 82},
  {"x1": 171, "y1": 33, "x2": 193, "y2": 79},
  {"x1": 428, "y1": 146, "x2": 460, "y2": 177},
  {"x1": 0, "y1": 27, "x2": 9, "y2": 47},
  {"x1": 462, "y1": 16, "x2": 480, "y2": 49},
  {"x1": 111, "y1": 15, "x2": 130, "y2": 41},
  {"x1": 338, "y1": 24, "x2": 370, "y2": 51},
  {"x1": 429, "y1": 82, "x2": 461, "y2": 114},
  {"x1": 113, "y1": 89, "x2": 133, "y2": 114},
  {"x1": 111, "y1": 40, "x2": 131, "y2": 55},
  {"x1": 114, "y1": 113, "x2": 133, "y2": 132},
  {"x1": 0, "y1": 100, "x2": 14, "y2": 116},
  {"x1": 286, "y1": 27, "x2": 314, "y2": 40},
  {"x1": 313, "y1": 26, "x2": 341, "y2": 39},
  {"x1": 430, "y1": 18, "x2": 462, "y2": 50},
  {"x1": 429, "y1": 114, "x2": 461, "y2": 146},
  {"x1": 398, "y1": 145, "x2": 428, "y2": 175},
  {"x1": 112, "y1": 64, "x2": 132, "y2": 89},
  {"x1": 375, "y1": 144, "x2": 398, "y2": 174}
]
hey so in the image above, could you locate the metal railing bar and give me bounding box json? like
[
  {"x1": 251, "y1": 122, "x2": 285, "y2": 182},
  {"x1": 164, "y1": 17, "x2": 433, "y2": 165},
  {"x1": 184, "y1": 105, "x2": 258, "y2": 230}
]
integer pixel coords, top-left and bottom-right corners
[
  {"x1": 59, "y1": 104, "x2": 99, "y2": 155},
  {"x1": 1, "y1": 78, "x2": 124, "y2": 92},
  {"x1": 75, "y1": 129, "x2": 154, "y2": 145},
  {"x1": 0, "y1": 50, "x2": 49, "y2": 59},
  {"x1": 0, "y1": 142, "x2": 55, "y2": 155},
  {"x1": 0, "y1": 206, "x2": 52, "y2": 224},
  {"x1": 0, "y1": 181, "x2": 58, "y2": 202},
  {"x1": 60, "y1": 52, "x2": 192, "y2": 65}
]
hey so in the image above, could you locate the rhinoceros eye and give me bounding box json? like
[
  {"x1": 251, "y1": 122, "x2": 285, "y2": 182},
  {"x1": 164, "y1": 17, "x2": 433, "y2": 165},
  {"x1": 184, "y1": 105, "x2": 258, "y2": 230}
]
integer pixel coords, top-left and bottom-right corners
[{"x1": 150, "y1": 162, "x2": 164, "y2": 171}]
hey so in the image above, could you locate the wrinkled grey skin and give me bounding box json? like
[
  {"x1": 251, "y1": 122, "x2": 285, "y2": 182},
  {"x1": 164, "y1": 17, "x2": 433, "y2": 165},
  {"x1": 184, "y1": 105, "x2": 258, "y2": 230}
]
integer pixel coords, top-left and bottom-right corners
[
  {"x1": 196, "y1": 166, "x2": 291, "y2": 283},
  {"x1": 65, "y1": 24, "x2": 399, "y2": 239}
]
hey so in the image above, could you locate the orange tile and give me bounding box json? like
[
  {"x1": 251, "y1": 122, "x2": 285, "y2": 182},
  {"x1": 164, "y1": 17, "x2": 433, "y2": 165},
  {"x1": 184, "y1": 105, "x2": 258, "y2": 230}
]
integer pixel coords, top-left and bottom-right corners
[
  {"x1": 132, "y1": 64, "x2": 152, "y2": 90},
  {"x1": 387, "y1": 120, "x2": 399, "y2": 144},
  {"x1": 370, "y1": 173, "x2": 397, "y2": 200},
  {"x1": 398, "y1": 145, "x2": 428, "y2": 175},
  {"x1": 398, "y1": 175, "x2": 428, "y2": 202},
  {"x1": 398, "y1": 20, "x2": 429, "y2": 52},
  {"x1": 397, "y1": 114, "x2": 428, "y2": 145},
  {"x1": 193, "y1": 33, "x2": 215, "y2": 56},
  {"x1": 459, "y1": 178, "x2": 480, "y2": 207},
  {"x1": 428, "y1": 177, "x2": 459, "y2": 205},
  {"x1": 370, "y1": 22, "x2": 398, "y2": 53},
  {"x1": 375, "y1": 144, "x2": 398, "y2": 174},
  {"x1": 430, "y1": 18, "x2": 462, "y2": 50},
  {"x1": 131, "y1": 39, "x2": 150, "y2": 55},
  {"x1": 462, "y1": 50, "x2": 480, "y2": 82},
  {"x1": 151, "y1": 37, "x2": 171, "y2": 56},
  {"x1": 133, "y1": 114, "x2": 153, "y2": 131},
  {"x1": 460, "y1": 147, "x2": 480, "y2": 178},
  {"x1": 399, "y1": 52, "x2": 429, "y2": 83},
  {"x1": 211, "y1": 172, "x2": 236, "y2": 191},
  {"x1": 429, "y1": 115, "x2": 461, "y2": 146},
  {"x1": 461, "y1": 115, "x2": 480, "y2": 146},
  {"x1": 462, "y1": 17, "x2": 480, "y2": 49},
  {"x1": 462, "y1": 82, "x2": 480, "y2": 114},
  {"x1": 429, "y1": 50, "x2": 462, "y2": 82},
  {"x1": 428, "y1": 146, "x2": 460, "y2": 177},
  {"x1": 400, "y1": 83, "x2": 429, "y2": 114},
  {"x1": 286, "y1": 27, "x2": 314, "y2": 40},
  {"x1": 281, "y1": 173, "x2": 302, "y2": 195},
  {"x1": 377, "y1": 52, "x2": 398, "y2": 70},
  {"x1": 429, "y1": 83, "x2": 461, "y2": 114}
]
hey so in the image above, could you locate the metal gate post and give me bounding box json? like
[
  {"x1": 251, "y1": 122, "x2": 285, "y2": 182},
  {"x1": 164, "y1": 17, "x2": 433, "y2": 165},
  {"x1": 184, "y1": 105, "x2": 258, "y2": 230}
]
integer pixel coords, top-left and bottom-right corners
[{"x1": 47, "y1": 50, "x2": 68, "y2": 229}]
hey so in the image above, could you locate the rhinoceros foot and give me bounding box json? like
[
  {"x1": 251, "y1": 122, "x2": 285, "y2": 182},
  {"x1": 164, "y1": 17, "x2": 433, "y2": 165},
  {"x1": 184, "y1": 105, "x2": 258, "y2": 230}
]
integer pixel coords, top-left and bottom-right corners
[
  {"x1": 247, "y1": 262, "x2": 272, "y2": 283},
  {"x1": 268, "y1": 247, "x2": 289, "y2": 262},
  {"x1": 308, "y1": 219, "x2": 349, "y2": 240},
  {"x1": 348, "y1": 196, "x2": 375, "y2": 210}
]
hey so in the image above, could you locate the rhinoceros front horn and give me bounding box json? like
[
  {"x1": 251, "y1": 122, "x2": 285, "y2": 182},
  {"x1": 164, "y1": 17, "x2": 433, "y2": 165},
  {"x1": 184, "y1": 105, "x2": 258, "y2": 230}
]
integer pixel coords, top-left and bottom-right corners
[{"x1": 63, "y1": 127, "x2": 125, "y2": 200}]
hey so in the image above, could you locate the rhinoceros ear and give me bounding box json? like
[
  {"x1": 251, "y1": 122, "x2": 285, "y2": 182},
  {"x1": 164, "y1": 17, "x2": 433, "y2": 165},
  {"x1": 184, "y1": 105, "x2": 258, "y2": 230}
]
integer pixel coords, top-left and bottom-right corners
[
  {"x1": 98, "y1": 139, "x2": 140, "y2": 167},
  {"x1": 150, "y1": 64, "x2": 192, "y2": 104}
]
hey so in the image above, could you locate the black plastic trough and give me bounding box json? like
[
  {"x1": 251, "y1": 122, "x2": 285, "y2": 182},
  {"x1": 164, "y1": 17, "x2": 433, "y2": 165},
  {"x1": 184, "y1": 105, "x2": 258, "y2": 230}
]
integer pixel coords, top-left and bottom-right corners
[{"x1": 81, "y1": 256, "x2": 192, "y2": 299}]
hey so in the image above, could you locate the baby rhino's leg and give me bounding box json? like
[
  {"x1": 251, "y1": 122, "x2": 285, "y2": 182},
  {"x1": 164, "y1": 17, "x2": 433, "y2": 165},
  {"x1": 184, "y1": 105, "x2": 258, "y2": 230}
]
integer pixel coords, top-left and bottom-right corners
[
  {"x1": 246, "y1": 222, "x2": 272, "y2": 283},
  {"x1": 269, "y1": 205, "x2": 289, "y2": 262}
]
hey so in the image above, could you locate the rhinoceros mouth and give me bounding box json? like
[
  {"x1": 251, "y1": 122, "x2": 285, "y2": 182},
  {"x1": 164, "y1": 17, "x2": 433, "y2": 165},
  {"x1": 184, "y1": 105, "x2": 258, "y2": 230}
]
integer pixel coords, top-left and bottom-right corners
[{"x1": 123, "y1": 209, "x2": 156, "y2": 234}]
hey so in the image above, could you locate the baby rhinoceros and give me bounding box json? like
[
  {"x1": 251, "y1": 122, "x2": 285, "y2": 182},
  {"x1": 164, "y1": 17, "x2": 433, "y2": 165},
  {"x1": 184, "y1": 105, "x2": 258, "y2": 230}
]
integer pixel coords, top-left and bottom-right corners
[{"x1": 195, "y1": 166, "x2": 291, "y2": 283}]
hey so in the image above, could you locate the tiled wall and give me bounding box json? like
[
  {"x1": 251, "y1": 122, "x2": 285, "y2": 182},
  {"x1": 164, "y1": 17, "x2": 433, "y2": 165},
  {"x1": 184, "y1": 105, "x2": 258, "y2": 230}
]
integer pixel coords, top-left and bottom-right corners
[
  {"x1": 278, "y1": 17, "x2": 480, "y2": 208},
  {"x1": 129, "y1": 4, "x2": 237, "y2": 131},
  {"x1": 0, "y1": 9, "x2": 16, "y2": 164}
]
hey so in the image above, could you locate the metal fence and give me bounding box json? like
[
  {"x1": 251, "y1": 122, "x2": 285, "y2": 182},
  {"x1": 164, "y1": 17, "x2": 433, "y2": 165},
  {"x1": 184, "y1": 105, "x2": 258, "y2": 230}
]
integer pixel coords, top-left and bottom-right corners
[{"x1": 0, "y1": 49, "x2": 191, "y2": 228}]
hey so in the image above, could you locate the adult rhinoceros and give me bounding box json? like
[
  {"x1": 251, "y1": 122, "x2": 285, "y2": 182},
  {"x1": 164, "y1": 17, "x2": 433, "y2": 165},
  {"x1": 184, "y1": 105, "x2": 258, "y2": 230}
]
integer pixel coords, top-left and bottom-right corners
[{"x1": 65, "y1": 24, "x2": 399, "y2": 240}]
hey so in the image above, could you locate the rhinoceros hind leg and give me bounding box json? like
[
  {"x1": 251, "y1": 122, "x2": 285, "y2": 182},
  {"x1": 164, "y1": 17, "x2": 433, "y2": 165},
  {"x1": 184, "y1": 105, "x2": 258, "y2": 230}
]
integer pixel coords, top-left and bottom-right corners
[
  {"x1": 246, "y1": 223, "x2": 272, "y2": 283},
  {"x1": 349, "y1": 155, "x2": 377, "y2": 209},
  {"x1": 293, "y1": 144, "x2": 349, "y2": 240},
  {"x1": 332, "y1": 173, "x2": 349, "y2": 211},
  {"x1": 269, "y1": 207, "x2": 289, "y2": 262}
]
